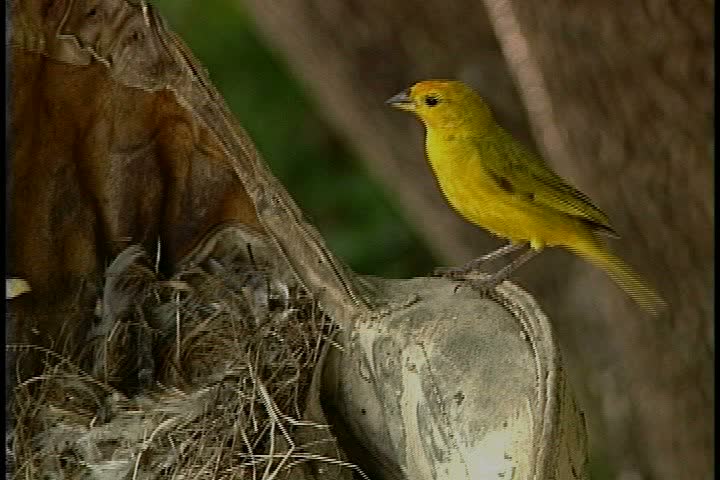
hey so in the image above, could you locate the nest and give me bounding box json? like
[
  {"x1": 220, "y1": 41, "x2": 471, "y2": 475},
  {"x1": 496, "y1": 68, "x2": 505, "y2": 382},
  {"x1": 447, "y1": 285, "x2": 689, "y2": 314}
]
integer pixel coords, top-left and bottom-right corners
[{"x1": 8, "y1": 240, "x2": 351, "y2": 479}]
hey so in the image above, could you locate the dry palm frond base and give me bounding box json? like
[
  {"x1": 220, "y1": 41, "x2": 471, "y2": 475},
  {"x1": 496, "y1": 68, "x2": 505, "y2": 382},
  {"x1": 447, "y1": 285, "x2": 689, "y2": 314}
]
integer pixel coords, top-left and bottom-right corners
[{"x1": 8, "y1": 228, "x2": 358, "y2": 479}]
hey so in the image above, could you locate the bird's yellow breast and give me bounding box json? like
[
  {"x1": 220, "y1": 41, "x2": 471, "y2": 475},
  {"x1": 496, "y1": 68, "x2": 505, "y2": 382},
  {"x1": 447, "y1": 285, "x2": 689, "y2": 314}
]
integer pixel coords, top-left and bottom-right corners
[
  {"x1": 388, "y1": 79, "x2": 663, "y2": 313},
  {"x1": 425, "y1": 132, "x2": 581, "y2": 248}
]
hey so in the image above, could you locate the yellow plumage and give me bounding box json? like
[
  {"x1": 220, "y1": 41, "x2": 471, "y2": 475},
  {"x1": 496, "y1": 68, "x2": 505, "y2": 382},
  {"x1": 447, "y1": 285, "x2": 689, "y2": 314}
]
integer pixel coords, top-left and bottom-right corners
[{"x1": 387, "y1": 79, "x2": 664, "y2": 315}]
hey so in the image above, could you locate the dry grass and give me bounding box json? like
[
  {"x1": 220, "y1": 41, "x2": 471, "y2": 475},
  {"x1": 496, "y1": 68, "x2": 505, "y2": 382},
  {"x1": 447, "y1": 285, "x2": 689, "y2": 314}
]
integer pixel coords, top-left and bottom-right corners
[{"x1": 7, "y1": 242, "x2": 350, "y2": 479}]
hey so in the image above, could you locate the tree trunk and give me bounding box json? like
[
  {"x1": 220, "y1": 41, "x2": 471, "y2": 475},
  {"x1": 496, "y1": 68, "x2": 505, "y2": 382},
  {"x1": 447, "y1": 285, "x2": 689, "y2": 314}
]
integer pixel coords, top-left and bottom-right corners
[
  {"x1": 8, "y1": 2, "x2": 592, "y2": 478},
  {"x1": 241, "y1": 0, "x2": 714, "y2": 478},
  {"x1": 485, "y1": 2, "x2": 713, "y2": 478}
]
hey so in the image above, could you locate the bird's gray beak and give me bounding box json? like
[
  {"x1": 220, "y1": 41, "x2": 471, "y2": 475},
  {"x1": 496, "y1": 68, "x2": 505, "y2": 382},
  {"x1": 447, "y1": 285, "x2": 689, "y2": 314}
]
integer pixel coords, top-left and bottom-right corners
[{"x1": 386, "y1": 89, "x2": 415, "y2": 111}]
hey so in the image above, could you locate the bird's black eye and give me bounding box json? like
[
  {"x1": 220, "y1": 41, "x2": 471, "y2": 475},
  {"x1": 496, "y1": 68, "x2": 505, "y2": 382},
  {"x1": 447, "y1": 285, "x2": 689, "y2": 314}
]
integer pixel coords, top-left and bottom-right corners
[{"x1": 424, "y1": 95, "x2": 440, "y2": 107}]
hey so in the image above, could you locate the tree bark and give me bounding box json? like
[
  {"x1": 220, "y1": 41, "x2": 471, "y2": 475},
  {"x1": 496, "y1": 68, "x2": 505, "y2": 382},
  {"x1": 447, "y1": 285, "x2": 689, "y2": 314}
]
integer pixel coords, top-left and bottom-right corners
[
  {"x1": 484, "y1": 2, "x2": 713, "y2": 478},
  {"x1": 241, "y1": 0, "x2": 714, "y2": 478},
  {"x1": 8, "y1": 2, "x2": 592, "y2": 478}
]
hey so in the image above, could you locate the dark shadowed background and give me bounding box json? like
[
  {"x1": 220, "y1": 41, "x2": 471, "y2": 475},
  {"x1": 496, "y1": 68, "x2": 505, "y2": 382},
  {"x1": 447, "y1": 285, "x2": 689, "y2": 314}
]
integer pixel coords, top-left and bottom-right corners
[
  {"x1": 150, "y1": 0, "x2": 437, "y2": 280},
  {"x1": 150, "y1": 1, "x2": 714, "y2": 479}
]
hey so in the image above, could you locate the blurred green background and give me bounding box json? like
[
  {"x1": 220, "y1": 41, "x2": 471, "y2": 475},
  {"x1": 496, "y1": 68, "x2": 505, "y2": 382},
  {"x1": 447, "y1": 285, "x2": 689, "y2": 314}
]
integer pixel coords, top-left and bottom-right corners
[{"x1": 152, "y1": 0, "x2": 436, "y2": 279}]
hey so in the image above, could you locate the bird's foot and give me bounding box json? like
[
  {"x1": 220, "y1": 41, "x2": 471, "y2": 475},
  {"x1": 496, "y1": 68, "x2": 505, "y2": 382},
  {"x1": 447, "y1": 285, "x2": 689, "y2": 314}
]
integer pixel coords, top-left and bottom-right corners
[
  {"x1": 466, "y1": 272, "x2": 508, "y2": 295},
  {"x1": 434, "y1": 267, "x2": 507, "y2": 296},
  {"x1": 434, "y1": 243, "x2": 527, "y2": 278},
  {"x1": 433, "y1": 265, "x2": 472, "y2": 279},
  {"x1": 462, "y1": 256, "x2": 493, "y2": 272},
  {"x1": 433, "y1": 255, "x2": 496, "y2": 278},
  {"x1": 468, "y1": 248, "x2": 539, "y2": 292}
]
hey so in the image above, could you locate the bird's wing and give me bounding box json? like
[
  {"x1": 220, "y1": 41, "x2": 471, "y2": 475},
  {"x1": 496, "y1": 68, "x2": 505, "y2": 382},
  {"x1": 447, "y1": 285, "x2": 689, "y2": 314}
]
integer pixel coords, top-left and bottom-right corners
[{"x1": 475, "y1": 132, "x2": 618, "y2": 236}]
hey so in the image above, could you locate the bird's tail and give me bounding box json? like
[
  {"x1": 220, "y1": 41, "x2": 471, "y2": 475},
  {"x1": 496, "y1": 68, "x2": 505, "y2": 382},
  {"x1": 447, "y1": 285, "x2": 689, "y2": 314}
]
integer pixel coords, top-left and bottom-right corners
[{"x1": 567, "y1": 236, "x2": 666, "y2": 316}]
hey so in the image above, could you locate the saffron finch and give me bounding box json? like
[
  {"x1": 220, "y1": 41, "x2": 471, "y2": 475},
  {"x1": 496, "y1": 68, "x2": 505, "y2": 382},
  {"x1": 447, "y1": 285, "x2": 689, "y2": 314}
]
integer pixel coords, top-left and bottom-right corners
[{"x1": 387, "y1": 79, "x2": 664, "y2": 315}]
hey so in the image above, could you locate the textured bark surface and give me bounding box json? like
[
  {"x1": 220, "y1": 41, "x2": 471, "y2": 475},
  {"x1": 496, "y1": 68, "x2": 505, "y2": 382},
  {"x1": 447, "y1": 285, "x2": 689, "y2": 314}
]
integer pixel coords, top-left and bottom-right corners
[
  {"x1": 8, "y1": 1, "x2": 592, "y2": 478},
  {"x1": 8, "y1": 49, "x2": 260, "y2": 376},
  {"x1": 241, "y1": 0, "x2": 714, "y2": 478},
  {"x1": 485, "y1": 2, "x2": 714, "y2": 478},
  {"x1": 8, "y1": 0, "x2": 263, "y2": 386}
]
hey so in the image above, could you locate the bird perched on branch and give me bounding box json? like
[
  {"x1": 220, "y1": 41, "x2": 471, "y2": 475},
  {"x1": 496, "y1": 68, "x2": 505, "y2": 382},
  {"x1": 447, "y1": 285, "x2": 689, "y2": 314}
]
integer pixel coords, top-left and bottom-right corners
[{"x1": 387, "y1": 79, "x2": 664, "y2": 315}]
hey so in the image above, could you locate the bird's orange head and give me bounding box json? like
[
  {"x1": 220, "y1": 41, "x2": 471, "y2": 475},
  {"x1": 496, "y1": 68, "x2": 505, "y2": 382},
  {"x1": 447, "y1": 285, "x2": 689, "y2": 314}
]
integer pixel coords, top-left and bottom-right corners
[{"x1": 386, "y1": 80, "x2": 495, "y2": 131}]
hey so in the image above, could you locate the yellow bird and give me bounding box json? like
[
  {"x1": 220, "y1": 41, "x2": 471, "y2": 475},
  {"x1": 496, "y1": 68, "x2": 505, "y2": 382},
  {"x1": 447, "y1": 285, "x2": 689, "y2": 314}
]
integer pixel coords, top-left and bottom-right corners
[{"x1": 387, "y1": 79, "x2": 664, "y2": 314}]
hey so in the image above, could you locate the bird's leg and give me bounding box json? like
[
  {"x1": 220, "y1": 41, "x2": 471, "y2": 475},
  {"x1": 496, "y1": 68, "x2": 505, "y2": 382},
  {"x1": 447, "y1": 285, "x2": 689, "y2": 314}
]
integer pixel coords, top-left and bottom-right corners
[
  {"x1": 469, "y1": 248, "x2": 540, "y2": 291},
  {"x1": 434, "y1": 242, "x2": 527, "y2": 278},
  {"x1": 463, "y1": 242, "x2": 528, "y2": 271}
]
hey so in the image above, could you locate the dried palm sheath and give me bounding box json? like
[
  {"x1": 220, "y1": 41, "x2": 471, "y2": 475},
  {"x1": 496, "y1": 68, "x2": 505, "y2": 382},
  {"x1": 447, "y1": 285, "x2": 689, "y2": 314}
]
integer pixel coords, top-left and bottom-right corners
[{"x1": 7, "y1": 0, "x2": 590, "y2": 479}]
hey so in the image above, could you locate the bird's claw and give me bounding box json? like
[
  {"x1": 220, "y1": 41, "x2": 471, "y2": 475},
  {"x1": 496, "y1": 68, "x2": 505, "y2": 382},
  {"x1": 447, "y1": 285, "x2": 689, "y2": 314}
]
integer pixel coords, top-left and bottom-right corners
[
  {"x1": 467, "y1": 276, "x2": 503, "y2": 295},
  {"x1": 463, "y1": 257, "x2": 491, "y2": 271},
  {"x1": 433, "y1": 265, "x2": 471, "y2": 278},
  {"x1": 433, "y1": 265, "x2": 508, "y2": 297},
  {"x1": 434, "y1": 255, "x2": 496, "y2": 277}
]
